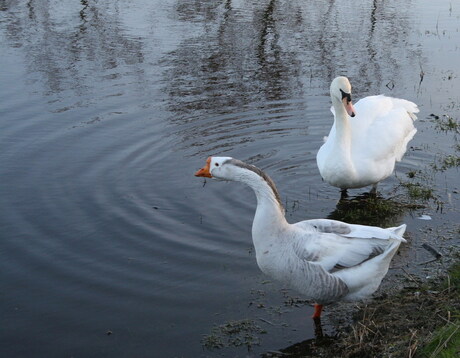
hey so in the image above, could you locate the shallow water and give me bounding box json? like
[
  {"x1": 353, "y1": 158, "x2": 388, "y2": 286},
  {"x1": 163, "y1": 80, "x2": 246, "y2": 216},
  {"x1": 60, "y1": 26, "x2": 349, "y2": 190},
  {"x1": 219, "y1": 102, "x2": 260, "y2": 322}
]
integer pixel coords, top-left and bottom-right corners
[{"x1": 0, "y1": 0, "x2": 459, "y2": 357}]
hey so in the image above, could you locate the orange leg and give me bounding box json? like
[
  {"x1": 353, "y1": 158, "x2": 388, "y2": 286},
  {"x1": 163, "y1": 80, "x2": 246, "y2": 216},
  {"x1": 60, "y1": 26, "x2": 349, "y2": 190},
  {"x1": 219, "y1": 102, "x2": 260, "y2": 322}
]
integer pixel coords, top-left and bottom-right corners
[{"x1": 312, "y1": 304, "x2": 323, "y2": 319}]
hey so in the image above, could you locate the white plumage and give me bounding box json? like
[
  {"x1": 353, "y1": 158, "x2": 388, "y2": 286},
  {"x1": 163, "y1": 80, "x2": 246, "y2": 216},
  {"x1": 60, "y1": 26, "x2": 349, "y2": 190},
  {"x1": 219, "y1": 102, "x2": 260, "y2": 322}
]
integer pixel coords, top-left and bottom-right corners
[{"x1": 317, "y1": 76, "x2": 418, "y2": 192}]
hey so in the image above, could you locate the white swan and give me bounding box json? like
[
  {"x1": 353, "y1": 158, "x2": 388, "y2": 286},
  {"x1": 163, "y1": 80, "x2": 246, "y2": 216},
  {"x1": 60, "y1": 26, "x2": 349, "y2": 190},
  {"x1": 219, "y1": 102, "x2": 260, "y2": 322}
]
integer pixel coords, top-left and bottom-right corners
[
  {"x1": 316, "y1": 76, "x2": 418, "y2": 195},
  {"x1": 195, "y1": 157, "x2": 406, "y2": 319}
]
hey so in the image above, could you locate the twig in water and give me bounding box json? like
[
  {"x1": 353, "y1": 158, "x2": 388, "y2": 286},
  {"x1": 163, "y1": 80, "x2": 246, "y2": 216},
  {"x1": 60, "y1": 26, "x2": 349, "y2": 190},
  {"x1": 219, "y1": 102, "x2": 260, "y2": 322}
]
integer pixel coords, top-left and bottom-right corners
[
  {"x1": 419, "y1": 258, "x2": 440, "y2": 266},
  {"x1": 258, "y1": 318, "x2": 275, "y2": 326},
  {"x1": 422, "y1": 243, "x2": 442, "y2": 259},
  {"x1": 401, "y1": 267, "x2": 421, "y2": 287},
  {"x1": 419, "y1": 62, "x2": 425, "y2": 84}
]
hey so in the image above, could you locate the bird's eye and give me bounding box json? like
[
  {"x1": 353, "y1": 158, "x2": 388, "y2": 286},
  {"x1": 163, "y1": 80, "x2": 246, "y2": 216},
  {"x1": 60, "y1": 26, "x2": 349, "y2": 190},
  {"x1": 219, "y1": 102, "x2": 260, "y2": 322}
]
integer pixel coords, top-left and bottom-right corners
[
  {"x1": 215, "y1": 163, "x2": 219, "y2": 167},
  {"x1": 340, "y1": 89, "x2": 352, "y2": 104}
]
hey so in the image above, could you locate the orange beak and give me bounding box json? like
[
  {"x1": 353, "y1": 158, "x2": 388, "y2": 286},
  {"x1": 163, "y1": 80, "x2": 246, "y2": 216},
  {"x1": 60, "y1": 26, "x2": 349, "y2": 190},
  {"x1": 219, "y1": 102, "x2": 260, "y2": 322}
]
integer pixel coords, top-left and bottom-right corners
[
  {"x1": 343, "y1": 98, "x2": 356, "y2": 117},
  {"x1": 195, "y1": 157, "x2": 212, "y2": 178}
]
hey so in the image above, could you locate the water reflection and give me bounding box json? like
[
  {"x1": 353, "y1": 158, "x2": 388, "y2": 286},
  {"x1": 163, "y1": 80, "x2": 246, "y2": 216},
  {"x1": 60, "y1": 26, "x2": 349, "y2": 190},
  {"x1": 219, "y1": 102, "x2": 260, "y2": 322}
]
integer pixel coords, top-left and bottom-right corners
[
  {"x1": 165, "y1": 0, "x2": 301, "y2": 114},
  {"x1": 311, "y1": 0, "x2": 417, "y2": 91},
  {"x1": 1, "y1": 0, "x2": 419, "y2": 119},
  {"x1": 1, "y1": 0, "x2": 145, "y2": 98},
  {"x1": 162, "y1": 0, "x2": 419, "y2": 155}
]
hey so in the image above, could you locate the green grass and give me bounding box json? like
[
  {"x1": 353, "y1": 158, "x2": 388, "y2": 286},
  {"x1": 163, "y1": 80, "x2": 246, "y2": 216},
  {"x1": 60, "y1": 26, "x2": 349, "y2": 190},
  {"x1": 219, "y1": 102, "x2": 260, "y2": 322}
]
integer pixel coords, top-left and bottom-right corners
[
  {"x1": 401, "y1": 182, "x2": 435, "y2": 201},
  {"x1": 422, "y1": 322, "x2": 460, "y2": 358},
  {"x1": 421, "y1": 262, "x2": 460, "y2": 358},
  {"x1": 441, "y1": 261, "x2": 460, "y2": 293},
  {"x1": 441, "y1": 155, "x2": 460, "y2": 170},
  {"x1": 432, "y1": 114, "x2": 460, "y2": 133}
]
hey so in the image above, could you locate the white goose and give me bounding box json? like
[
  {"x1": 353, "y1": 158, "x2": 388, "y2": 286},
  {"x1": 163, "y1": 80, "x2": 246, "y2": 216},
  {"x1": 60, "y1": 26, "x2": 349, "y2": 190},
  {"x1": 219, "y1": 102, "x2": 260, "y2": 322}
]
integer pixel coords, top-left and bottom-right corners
[
  {"x1": 195, "y1": 157, "x2": 406, "y2": 319},
  {"x1": 317, "y1": 76, "x2": 418, "y2": 196}
]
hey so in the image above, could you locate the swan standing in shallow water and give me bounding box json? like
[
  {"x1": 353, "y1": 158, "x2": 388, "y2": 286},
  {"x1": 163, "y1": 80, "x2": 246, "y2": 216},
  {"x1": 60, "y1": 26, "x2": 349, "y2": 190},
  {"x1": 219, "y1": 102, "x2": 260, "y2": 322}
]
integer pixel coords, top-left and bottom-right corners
[
  {"x1": 195, "y1": 157, "x2": 406, "y2": 319},
  {"x1": 316, "y1": 76, "x2": 418, "y2": 196}
]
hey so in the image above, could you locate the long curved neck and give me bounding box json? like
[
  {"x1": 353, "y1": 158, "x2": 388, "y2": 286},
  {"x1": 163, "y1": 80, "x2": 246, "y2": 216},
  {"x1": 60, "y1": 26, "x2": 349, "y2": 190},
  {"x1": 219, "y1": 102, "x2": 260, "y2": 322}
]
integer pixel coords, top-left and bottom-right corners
[
  {"x1": 230, "y1": 167, "x2": 289, "y2": 236},
  {"x1": 331, "y1": 96, "x2": 352, "y2": 151},
  {"x1": 251, "y1": 179, "x2": 288, "y2": 231}
]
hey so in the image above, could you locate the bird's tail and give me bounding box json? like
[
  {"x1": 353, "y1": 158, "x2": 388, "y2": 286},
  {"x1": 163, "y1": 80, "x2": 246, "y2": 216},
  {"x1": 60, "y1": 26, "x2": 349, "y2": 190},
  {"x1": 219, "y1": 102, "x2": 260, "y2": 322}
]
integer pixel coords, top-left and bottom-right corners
[
  {"x1": 392, "y1": 98, "x2": 419, "y2": 121},
  {"x1": 334, "y1": 231, "x2": 405, "y2": 301},
  {"x1": 388, "y1": 224, "x2": 407, "y2": 242},
  {"x1": 388, "y1": 223, "x2": 407, "y2": 242}
]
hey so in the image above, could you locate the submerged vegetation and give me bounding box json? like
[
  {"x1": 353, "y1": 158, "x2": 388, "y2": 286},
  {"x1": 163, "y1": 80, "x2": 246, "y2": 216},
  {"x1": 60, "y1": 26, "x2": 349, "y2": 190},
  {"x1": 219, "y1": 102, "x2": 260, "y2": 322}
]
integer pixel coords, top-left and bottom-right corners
[
  {"x1": 201, "y1": 319, "x2": 267, "y2": 351},
  {"x1": 437, "y1": 154, "x2": 460, "y2": 171},
  {"x1": 431, "y1": 113, "x2": 460, "y2": 134},
  {"x1": 401, "y1": 181, "x2": 436, "y2": 201},
  {"x1": 396, "y1": 111, "x2": 460, "y2": 206},
  {"x1": 328, "y1": 193, "x2": 416, "y2": 227}
]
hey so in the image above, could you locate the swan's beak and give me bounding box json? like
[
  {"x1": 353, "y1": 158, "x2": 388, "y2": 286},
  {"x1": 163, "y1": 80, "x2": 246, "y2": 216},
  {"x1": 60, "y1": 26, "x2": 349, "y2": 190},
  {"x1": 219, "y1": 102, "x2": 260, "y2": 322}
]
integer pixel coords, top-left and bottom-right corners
[
  {"x1": 342, "y1": 98, "x2": 356, "y2": 117},
  {"x1": 195, "y1": 157, "x2": 212, "y2": 178}
]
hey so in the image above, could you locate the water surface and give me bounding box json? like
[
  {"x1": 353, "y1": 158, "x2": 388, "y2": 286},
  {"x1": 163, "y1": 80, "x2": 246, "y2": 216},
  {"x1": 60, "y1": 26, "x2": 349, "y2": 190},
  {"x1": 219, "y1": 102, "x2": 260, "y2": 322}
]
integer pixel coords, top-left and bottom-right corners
[{"x1": 1, "y1": 0, "x2": 459, "y2": 356}]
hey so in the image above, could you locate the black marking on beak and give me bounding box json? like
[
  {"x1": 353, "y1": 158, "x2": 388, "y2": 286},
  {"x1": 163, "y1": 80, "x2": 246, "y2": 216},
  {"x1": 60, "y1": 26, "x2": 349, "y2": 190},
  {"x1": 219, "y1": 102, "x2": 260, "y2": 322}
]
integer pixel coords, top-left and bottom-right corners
[{"x1": 340, "y1": 89, "x2": 352, "y2": 104}]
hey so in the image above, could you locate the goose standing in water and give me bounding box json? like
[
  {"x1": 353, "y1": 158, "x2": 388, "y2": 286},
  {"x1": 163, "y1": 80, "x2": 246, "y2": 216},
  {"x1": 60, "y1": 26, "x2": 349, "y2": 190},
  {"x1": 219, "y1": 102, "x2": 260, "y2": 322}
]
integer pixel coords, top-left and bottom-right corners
[
  {"x1": 316, "y1": 76, "x2": 418, "y2": 197},
  {"x1": 195, "y1": 157, "x2": 406, "y2": 320}
]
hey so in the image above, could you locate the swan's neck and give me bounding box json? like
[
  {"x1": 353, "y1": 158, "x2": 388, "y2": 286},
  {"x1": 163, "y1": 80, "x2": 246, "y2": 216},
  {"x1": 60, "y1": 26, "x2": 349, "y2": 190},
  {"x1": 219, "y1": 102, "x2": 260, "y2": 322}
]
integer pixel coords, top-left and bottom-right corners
[{"x1": 332, "y1": 97, "x2": 352, "y2": 151}]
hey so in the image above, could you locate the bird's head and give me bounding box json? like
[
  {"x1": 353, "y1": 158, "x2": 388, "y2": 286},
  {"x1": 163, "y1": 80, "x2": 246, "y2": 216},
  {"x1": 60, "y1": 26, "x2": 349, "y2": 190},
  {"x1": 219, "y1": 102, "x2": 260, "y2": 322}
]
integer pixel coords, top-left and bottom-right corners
[
  {"x1": 194, "y1": 156, "x2": 234, "y2": 180},
  {"x1": 330, "y1": 76, "x2": 356, "y2": 117}
]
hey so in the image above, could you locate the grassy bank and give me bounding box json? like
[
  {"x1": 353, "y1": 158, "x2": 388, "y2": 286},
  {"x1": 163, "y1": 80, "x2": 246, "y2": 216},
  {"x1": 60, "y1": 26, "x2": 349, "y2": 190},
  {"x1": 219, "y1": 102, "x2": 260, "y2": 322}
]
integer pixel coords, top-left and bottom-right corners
[{"x1": 268, "y1": 261, "x2": 460, "y2": 358}]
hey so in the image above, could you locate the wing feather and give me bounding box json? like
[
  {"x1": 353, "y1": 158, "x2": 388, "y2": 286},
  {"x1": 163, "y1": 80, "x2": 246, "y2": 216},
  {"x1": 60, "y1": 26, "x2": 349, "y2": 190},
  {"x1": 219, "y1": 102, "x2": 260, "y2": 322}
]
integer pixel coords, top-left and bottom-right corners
[{"x1": 292, "y1": 219, "x2": 404, "y2": 272}]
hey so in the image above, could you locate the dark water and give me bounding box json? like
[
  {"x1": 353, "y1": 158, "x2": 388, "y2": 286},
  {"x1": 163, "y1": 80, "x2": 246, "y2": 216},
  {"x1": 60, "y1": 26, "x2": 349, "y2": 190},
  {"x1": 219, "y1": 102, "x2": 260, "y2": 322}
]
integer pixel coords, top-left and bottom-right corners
[{"x1": 0, "y1": 0, "x2": 459, "y2": 357}]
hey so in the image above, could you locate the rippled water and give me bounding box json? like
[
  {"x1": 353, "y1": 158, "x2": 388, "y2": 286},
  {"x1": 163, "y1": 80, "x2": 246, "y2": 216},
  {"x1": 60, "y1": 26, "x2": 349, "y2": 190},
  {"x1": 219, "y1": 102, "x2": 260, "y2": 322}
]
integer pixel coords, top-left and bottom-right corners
[{"x1": 1, "y1": 0, "x2": 459, "y2": 357}]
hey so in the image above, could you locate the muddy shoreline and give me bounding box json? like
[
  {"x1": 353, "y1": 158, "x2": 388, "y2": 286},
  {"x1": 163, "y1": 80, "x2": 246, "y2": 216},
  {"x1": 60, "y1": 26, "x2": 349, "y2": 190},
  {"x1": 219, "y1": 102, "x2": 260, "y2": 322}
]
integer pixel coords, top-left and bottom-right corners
[{"x1": 263, "y1": 260, "x2": 460, "y2": 358}]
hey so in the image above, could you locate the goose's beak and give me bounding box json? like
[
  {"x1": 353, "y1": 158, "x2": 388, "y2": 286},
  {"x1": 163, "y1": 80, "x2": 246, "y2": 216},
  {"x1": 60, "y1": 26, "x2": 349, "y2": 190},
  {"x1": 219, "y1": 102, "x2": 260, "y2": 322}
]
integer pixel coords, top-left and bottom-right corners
[
  {"x1": 343, "y1": 98, "x2": 356, "y2": 117},
  {"x1": 195, "y1": 157, "x2": 212, "y2": 178}
]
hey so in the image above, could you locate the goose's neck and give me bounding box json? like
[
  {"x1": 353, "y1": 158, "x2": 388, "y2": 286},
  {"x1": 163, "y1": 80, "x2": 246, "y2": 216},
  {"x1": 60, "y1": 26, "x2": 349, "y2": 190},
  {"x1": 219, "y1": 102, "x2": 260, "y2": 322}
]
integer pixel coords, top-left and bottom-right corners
[
  {"x1": 233, "y1": 168, "x2": 288, "y2": 234},
  {"x1": 252, "y1": 181, "x2": 288, "y2": 231}
]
